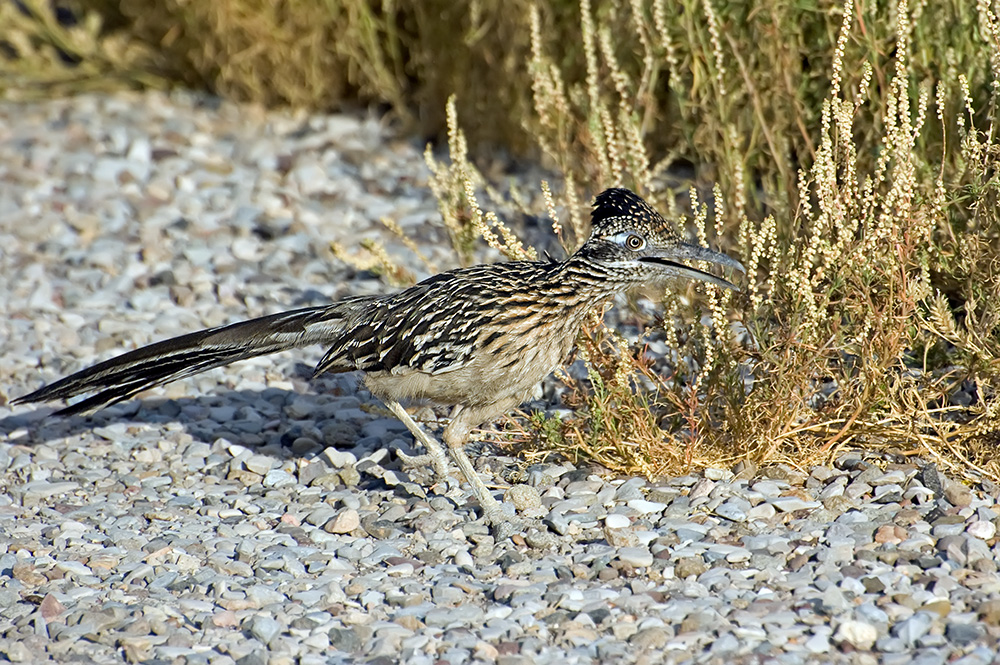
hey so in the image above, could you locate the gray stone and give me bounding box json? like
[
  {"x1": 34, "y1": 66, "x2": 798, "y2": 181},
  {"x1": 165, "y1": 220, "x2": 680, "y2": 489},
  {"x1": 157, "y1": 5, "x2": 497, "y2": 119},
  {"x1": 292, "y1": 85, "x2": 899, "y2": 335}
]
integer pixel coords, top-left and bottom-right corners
[
  {"x1": 716, "y1": 497, "x2": 751, "y2": 522},
  {"x1": 892, "y1": 611, "x2": 935, "y2": 646},
  {"x1": 262, "y1": 469, "x2": 296, "y2": 488},
  {"x1": 945, "y1": 622, "x2": 984, "y2": 645},
  {"x1": 247, "y1": 615, "x2": 282, "y2": 645}
]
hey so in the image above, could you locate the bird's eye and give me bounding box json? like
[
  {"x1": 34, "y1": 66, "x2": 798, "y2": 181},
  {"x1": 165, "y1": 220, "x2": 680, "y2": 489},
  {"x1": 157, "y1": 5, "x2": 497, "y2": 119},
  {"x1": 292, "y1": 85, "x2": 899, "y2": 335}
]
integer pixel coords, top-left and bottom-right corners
[{"x1": 625, "y1": 234, "x2": 645, "y2": 250}]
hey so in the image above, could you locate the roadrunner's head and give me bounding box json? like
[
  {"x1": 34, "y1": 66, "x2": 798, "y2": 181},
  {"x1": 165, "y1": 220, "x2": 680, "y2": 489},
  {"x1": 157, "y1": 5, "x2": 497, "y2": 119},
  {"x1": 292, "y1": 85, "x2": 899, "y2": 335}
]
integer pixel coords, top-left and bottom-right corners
[{"x1": 577, "y1": 188, "x2": 745, "y2": 291}]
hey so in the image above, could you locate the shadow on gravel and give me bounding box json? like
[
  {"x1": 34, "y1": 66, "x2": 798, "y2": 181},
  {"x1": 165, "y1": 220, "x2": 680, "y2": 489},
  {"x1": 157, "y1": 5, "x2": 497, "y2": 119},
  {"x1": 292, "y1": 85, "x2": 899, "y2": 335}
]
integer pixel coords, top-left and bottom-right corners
[
  {"x1": 1, "y1": 371, "x2": 473, "y2": 509},
  {"x1": 1, "y1": 363, "x2": 391, "y2": 461}
]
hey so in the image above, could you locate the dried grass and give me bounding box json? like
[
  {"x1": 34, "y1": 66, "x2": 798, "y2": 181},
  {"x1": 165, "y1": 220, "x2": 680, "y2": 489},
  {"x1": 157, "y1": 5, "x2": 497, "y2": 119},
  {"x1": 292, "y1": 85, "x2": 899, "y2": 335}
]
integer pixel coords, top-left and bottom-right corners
[{"x1": 506, "y1": 0, "x2": 1000, "y2": 484}]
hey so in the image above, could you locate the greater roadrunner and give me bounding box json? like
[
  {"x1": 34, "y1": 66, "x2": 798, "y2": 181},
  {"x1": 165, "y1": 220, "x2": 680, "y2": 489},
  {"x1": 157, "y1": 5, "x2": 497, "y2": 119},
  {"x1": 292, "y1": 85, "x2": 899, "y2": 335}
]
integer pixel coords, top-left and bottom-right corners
[{"x1": 14, "y1": 188, "x2": 743, "y2": 537}]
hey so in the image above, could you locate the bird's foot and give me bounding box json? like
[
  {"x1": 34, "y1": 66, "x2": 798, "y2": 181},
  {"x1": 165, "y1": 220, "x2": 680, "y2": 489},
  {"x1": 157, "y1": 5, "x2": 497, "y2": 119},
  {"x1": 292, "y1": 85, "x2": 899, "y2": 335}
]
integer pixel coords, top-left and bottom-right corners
[
  {"x1": 396, "y1": 448, "x2": 451, "y2": 480},
  {"x1": 442, "y1": 441, "x2": 557, "y2": 548},
  {"x1": 384, "y1": 400, "x2": 451, "y2": 479},
  {"x1": 483, "y1": 509, "x2": 558, "y2": 549}
]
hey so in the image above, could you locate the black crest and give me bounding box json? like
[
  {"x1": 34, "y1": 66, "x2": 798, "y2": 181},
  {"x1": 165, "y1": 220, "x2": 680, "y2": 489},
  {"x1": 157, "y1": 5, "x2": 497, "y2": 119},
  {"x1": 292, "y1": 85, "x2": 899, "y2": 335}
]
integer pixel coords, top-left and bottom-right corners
[
  {"x1": 590, "y1": 188, "x2": 673, "y2": 239},
  {"x1": 591, "y1": 188, "x2": 662, "y2": 231}
]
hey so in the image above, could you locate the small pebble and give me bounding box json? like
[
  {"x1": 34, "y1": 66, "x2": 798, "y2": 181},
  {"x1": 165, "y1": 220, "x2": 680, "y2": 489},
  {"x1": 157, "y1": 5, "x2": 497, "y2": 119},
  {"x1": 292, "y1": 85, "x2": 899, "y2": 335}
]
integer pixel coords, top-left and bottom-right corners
[
  {"x1": 967, "y1": 520, "x2": 996, "y2": 540},
  {"x1": 834, "y1": 620, "x2": 878, "y2": 650},
  {"x1": 325, "y1": 509, "x2": 361, "y2": 534},
  {"x1": 604, "y1": 526, "x2": 639, "y2": 548},
  {"x1": 604, "y1": 514, "x2": 631, "y2": 529},
  {"x1": 505, "y1": 484, "x2": 542, "y2": 511},
  {"x1": 616, "y1": 547, "x2": 653, "y2": 568}
]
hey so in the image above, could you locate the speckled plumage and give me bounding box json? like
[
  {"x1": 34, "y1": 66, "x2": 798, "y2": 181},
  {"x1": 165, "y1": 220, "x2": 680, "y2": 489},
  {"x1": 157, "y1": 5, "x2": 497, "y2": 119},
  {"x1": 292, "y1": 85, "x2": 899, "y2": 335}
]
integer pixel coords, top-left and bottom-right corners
[{"x1": 15, "y1": 188, "x2": 744, "y2": 536}]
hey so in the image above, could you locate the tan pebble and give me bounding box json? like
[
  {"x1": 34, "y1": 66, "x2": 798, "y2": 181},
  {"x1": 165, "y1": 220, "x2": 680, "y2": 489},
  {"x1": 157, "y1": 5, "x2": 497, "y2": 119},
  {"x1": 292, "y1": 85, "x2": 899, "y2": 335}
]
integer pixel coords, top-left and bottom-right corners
[
  {"x1": 674, "y1": 556, "x2": 707, "y2": 579},
  {"x1": 604, "y1": 526, "x2": 639, "y2": 548},
  {"x1": 921, "y1": 599, "x2": 951, "y2": 617},
  {"x1": 119, "y1": 637, "x2": 153, "y2": 663},
  {"x1": 394, "y1": 615, "x2": 422, "y2": 630},
  {"x1": 12, "y1": 562, "x2": 47, "y2": 586},
  {"x1": 325, "y1": 508, "x2": 360, "y2": 534},
  {"x1": 212, "y1": 610, "x2": 239, "y2": 628},
  {"x1": 504, "y1": 484, "x2": 542, "y2": 511},
  {"x1": 227, "y1": 469, "x2": 263, "y2": 486},
  {"x1": 944, "y1": 482, "x2": 973, "y2": 507},
  {"x1": 475, "y1": 642, "x2": 499, "y2": 660},
  {"x1": 979, "y1": 599, "x2": 1000, "y2": 625},
  {"x1": 874, "y1": 524, "x2": 906, "y2": 544}
]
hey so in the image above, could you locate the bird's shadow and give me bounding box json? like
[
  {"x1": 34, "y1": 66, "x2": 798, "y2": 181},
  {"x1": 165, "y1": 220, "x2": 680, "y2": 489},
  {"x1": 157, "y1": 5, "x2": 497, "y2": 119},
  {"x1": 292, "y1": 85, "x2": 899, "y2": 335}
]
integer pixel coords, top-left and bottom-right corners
[{"x1": 1, "y1": 363, "x2": 416, "y2": 466}]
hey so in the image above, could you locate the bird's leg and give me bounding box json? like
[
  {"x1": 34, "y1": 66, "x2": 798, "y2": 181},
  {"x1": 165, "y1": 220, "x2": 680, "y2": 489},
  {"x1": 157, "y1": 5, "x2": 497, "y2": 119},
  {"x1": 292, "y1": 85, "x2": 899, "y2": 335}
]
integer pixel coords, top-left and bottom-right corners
[
  {"x1": 442, "y1": 413, "x2": 526, "y2": 541},
  {"x1": 383, "y1": 400, "x2": 451, "y2": 479},
  {"x1": 387, "y1": 403, "x2": 526, "y2": 541},
  {"x1": 442, "y1": 412, "x2": 558, "y2": 547}
]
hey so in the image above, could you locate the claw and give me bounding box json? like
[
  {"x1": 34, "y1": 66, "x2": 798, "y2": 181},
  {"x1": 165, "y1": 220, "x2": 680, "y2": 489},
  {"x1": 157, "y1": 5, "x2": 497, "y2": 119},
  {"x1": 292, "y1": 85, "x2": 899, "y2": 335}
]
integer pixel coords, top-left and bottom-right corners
[
  {"x1": 396, "y1": 448, "x2": 450, "y2": 479},
  {"x1": 396, "y1": 449, "x2": 431, "y2": 467},
  {"x1": 482, "y1": 509, "x2": 557, "y2": 548}
]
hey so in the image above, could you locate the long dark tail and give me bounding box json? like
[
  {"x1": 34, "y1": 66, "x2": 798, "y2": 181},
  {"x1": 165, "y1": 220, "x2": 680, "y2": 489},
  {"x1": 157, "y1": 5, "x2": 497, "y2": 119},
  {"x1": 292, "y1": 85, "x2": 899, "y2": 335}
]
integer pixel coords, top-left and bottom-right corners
[{"x1": 13, "y1": 302, "x2": 366, "y2": 416}]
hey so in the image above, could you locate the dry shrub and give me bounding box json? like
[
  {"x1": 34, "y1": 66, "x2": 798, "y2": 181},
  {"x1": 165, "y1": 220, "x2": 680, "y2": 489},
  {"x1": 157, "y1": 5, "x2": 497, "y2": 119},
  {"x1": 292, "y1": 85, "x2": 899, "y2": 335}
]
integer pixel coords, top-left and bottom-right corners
[
  {"x1": 5, "y1": 1, "x2": 996, "y2": 206},
  {"x1": 102, "y1": 0, "x2": 540, "y2": 146},
  {"x1": 0, "y1": 0, "x2": 160, "y2": 97},
  {"x1": 112, "y1": 0, "x2": 350, "y2": 108},
  {"x1": 493, "y1": 0, "x2": 1000, "y2": 481},
  {"x1": 317, "y1": 0, "x2": 1000, "y2": 483}
]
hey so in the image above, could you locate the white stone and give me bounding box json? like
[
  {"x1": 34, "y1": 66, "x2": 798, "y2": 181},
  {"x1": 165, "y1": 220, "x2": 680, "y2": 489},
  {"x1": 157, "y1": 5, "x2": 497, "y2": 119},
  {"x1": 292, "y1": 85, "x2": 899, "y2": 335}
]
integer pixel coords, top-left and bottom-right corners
[
  {"x1": 605, "y1": 514, "x2": 631, "y2": 529},
  {"x1": 967, "y1": 520, "x2": 996, "y2": 540},
  {"x1": 626, "y1": 499, "x2": 668, "y2": 515},
  {"x1": 834, "y1": 620, "x2": 878, "y2": 650}
]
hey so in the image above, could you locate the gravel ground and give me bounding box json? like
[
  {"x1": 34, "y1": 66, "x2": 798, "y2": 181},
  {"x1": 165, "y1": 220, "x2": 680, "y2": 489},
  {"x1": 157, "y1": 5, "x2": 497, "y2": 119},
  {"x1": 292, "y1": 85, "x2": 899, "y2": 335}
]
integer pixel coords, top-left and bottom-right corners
[{"x1": 2, "y1": 91, "x2": 1000, "y2": 665}]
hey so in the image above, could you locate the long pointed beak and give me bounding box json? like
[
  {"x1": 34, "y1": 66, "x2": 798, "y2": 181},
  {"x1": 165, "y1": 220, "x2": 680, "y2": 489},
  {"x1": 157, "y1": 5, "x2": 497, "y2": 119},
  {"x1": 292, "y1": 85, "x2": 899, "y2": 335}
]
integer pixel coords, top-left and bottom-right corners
[{"x1": 640, "y1": 241, "x2": 746, "y2": 291}]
